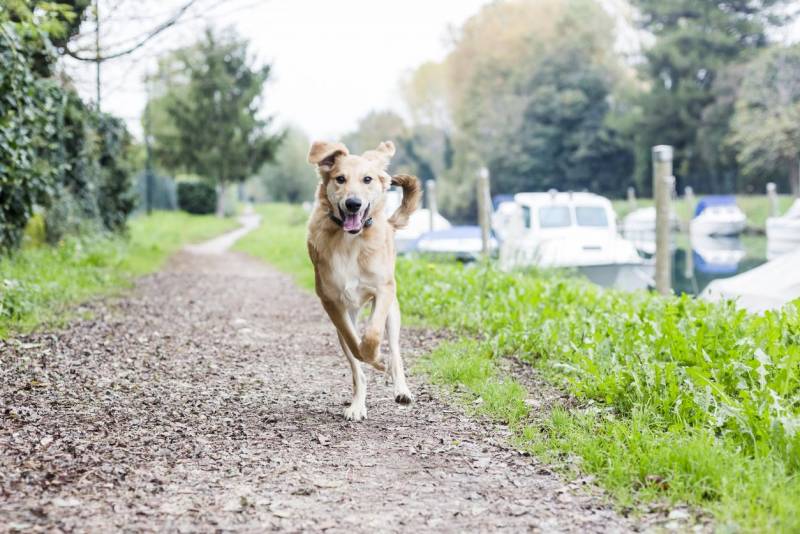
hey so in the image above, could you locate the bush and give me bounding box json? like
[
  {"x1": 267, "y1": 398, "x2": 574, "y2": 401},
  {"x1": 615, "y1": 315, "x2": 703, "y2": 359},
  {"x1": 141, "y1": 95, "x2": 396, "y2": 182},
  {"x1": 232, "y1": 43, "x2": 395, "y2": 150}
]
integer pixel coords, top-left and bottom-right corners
[
  {"x1": 0, "y1": 21, "x2": 136, "y2": 252},
  {"x1": 177, "y1": 181, "x2": 217, "y2": 214}
]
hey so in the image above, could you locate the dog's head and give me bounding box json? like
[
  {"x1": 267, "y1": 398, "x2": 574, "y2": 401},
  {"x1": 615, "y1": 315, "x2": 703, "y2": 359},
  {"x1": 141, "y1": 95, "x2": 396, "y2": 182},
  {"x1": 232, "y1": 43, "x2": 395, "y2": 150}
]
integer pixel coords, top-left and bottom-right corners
[{"x1": 308, "y1": 140, "x2": 395, "y2": 234}]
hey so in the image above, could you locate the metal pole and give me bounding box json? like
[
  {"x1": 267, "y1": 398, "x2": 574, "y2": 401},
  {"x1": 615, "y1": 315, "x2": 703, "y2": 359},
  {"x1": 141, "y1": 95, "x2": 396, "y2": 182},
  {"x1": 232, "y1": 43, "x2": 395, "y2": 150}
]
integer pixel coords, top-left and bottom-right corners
[
  {"x1": 95, "y1": 0, "x2": 101, "y2": 111},
  {"x1": 767, "y1": 182, "x2": 779, "y2": 217},
  {"x1": 426, "y1": 180, "x2": 438, "y2": 232},
  {"x1": 653, "y1": 145, "x2": 673, "y2": 296},
  {"x1": 683, "y1": 186, "x2": 695, "y2": 279},
  {"x1": 477, "y1": 168, "x2": 491, "y2": 257}
]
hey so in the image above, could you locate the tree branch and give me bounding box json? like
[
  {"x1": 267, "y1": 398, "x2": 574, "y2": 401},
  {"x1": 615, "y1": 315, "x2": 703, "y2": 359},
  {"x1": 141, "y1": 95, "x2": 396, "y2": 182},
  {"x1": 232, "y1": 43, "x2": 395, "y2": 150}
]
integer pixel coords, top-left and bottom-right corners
[{"x1": 64, "y1": 0, "x2": 199, "y2": 62}]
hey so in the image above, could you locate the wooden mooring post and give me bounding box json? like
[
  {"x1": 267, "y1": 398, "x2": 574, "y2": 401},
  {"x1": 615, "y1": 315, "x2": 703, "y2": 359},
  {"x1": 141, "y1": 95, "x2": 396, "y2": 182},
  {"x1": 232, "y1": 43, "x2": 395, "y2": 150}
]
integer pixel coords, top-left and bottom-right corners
[
  {"x1": 653, "y1": 145, "x2": 673, "y2": 296},
  {"x1": 767, "y1": 182, "x2": 779, "y2": 217},
  {"x1": 426, "y1": 179, "x2": 438, "y2": 232},
  {"x1": 477, "y1": 168, "x2": 492, "y2": 258}
]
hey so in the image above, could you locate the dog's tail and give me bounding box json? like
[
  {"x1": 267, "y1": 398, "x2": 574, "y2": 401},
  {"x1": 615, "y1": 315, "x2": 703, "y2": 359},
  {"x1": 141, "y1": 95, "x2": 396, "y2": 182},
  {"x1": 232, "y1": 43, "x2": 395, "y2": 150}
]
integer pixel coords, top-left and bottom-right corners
[{"x1": 388, "y1": 174, "x2": 422, "y2": 230}]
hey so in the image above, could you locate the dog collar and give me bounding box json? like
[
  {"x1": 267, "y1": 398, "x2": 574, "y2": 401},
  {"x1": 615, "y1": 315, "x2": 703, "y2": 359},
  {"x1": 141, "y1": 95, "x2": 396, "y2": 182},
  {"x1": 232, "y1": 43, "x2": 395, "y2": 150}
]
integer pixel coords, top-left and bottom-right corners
[{"x1": 328, "y1": 208, "x2": 373, "y2": 232}]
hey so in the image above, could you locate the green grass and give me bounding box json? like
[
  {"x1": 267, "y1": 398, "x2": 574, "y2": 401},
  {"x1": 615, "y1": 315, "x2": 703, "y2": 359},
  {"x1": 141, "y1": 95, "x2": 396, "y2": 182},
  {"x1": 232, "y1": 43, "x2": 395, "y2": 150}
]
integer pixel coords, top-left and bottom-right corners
[
  {"x1": 613, "y1": 194, "x2": 795, "y2": 229},
  {"x1": 0, "y1": 211, "x2": 238, "y2": 337},
  {"x1": 233, "y1": 203, "x2": 315, "y2": 290},
  {"x1": 397, "y1": 260, "x2": 800, "y2": 531},
  {"x1": 233, "y1": 202, "x2": 800, "y2": 530}
]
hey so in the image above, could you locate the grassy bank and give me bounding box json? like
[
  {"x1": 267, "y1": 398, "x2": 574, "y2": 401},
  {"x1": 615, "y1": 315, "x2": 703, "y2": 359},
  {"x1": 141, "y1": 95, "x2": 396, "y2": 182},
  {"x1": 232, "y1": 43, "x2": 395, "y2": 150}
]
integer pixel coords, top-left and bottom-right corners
[
  {"x1": 0, "y1": 211, "x2": 238, "y2": 336},
  {"x1": 398, "y1": 261, "x2": 800, "y2": 532},
  {"x1": 613, "y1": 194, "x2": 795, "y2": 230},
  {"x1": 237, "y1": 203, "x2": 800, "y2": 530},
  {"x1": 233, "y1": 203, "x2": 315, "y2": 290}
]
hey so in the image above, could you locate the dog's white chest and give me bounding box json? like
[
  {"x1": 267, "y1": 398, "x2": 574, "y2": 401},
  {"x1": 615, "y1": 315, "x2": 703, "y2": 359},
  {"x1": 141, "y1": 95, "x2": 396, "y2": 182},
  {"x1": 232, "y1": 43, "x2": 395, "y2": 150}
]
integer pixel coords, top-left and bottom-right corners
[{"x1": 329, "y1": 247, "x2": 374, "y2": 308}]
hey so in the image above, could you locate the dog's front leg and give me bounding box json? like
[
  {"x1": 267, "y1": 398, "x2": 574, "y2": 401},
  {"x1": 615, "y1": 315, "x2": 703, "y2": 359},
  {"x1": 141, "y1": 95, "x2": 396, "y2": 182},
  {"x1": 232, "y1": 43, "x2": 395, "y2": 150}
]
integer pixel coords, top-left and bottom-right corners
[
  {"x1": 336, "y1": 325, "x2": 367, "y2": 421},
  {"x1": 320, "y1": 298, "x2": 385, "y2": 372},
  {"x1": 359, "y1": 282, "x2": 395, "y2": 367}
]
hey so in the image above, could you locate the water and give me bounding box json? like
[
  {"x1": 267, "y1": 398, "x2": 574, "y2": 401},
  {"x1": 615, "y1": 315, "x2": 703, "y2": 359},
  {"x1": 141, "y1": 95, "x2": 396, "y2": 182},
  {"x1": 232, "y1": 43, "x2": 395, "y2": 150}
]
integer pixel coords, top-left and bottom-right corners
[{"x1": 669, "y1": 234, "x2": 767, "y2": 295}]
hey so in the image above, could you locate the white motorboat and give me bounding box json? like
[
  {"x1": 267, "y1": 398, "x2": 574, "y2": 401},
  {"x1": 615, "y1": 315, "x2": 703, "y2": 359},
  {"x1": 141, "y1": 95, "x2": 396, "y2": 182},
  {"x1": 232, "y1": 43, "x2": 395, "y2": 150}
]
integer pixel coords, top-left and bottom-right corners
[
  {"x1": 621, "y1": 206, "x2": 679, "y2": 255},
  {"x1": 500, "y1": 191, "x2": 652, "y2": 290},
  {"x1": 689, "y1": 196, "x2": 746, "y2": 237},
  {"x1": 766, "y1": 198, "x2": 800, "y2": 259},
  {"x1": 491, "y1": 200, "x2": 522, "y2": 242},
  {"x1": 384, "y1": 189, "x2": 452, "y2": 253},
  {"x1": 415, "y1": 226, "x2": 498, "y2": 261},
  {"x1": 701, "y1": 248, "x2": 800, "y2": 313}
]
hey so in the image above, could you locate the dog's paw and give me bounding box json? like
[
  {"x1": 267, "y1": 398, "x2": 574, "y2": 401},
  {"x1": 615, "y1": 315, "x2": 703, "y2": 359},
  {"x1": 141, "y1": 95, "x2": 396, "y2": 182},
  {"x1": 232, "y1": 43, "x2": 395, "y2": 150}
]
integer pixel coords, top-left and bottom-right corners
[
  {"x1": 394, "y1": 387, "x2": 414, "y2": 405},
  {"x1": 358, "y1": 336, "x2": 385, "y2": 371},
  {"x1": 344, "y1": 402, "x2": 367, "y2": 421}
]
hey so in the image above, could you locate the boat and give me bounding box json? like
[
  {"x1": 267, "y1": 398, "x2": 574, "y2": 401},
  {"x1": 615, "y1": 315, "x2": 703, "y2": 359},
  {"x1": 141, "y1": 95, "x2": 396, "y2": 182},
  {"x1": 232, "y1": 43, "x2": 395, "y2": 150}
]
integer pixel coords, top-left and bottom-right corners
[
  {"x1": 689, "y1": 196, "x2": 746, "y2": 237},
  {"x1": 766, "y1": 198, "x2": 800, "y2": 259},
  {"x1": 701, "y1": 248, "x2": 800, "y2": 313},
  {"x1": 491, "y1": 199, "x2": 522, "y2": 242},
  {"x1": 384, "y1": 189, "x2": 452, "y2": 254},
  {"x1": 621, "y1": 206, "x2": 679, "y2": 255},
  {"x1": 415, "y1": 226, "x2": 498, "y2": 261},
  {"x1": 499, "y1": 191, "x2": 652, "y2": 290}
]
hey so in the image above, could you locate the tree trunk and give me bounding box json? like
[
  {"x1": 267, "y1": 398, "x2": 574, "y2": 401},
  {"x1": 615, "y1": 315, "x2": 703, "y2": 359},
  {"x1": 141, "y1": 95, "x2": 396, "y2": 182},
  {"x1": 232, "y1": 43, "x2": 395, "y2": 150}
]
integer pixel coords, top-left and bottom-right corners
[
  {"x1": 216, "y1": 182, "x2": 227, "y2": 217},
  {"x1": 791, "y1": 157, "x2": 800, "y2": 198}
]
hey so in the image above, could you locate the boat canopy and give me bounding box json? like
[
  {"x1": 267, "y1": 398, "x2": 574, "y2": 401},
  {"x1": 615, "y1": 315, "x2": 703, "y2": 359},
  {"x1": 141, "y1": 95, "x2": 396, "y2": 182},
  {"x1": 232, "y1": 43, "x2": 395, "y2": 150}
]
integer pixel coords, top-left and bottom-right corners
[
  {"x1": 419, "y1": 226, "x2": 486, "y2": 241},
  {"x1": 701, "y1": 249, "x2": 800, "y2": 313},
  {"x1": 694, "y1": 195, "x2": 737, "y2": 217},
  {"x1": 492, "y1": 194, "x2": 515, "y2": 210}
]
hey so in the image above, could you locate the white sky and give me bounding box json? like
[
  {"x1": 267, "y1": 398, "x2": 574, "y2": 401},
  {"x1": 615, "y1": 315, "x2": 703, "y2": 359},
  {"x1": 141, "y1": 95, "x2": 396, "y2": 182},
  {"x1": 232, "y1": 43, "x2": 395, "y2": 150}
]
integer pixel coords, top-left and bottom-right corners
[
  {"x1": 61, "y1": 0, "x2": 493, "y2": 141},
  {"x1": 61, "y1": 0, "x2": 800, "y2": 142}
]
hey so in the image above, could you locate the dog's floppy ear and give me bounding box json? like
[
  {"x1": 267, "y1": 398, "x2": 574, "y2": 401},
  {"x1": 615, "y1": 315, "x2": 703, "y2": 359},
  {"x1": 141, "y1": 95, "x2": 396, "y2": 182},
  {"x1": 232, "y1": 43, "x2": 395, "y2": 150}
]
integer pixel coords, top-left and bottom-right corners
[
  {"x1": 362, "y1": 140, "x2": 396, "y2": 169},
  {"x1": 308, "y1": 141, "x2": 349, "y2": 173}
]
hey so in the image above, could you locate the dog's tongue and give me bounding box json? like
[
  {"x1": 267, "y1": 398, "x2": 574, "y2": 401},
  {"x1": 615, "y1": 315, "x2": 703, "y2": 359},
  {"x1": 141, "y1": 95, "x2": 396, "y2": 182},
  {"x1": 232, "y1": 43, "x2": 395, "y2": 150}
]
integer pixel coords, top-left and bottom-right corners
[{"x1": 343, "y1": 213, "x2": 362, "y2": 232}]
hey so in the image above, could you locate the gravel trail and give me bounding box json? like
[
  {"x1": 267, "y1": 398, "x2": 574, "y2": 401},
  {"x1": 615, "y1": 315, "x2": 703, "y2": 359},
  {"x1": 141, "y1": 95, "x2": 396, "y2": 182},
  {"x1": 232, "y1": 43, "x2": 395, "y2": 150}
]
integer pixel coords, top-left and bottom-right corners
[{"x1": 1, "y1": 233, "x2": 675, "y2": 532}]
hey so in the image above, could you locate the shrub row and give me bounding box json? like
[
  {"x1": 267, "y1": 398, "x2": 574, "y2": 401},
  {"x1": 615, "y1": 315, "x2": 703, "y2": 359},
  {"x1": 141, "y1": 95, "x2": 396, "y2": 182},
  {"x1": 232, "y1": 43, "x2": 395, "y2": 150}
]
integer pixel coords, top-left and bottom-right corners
[{"x1": 0, "y1": 22, "x2": 135, "y2": 251}]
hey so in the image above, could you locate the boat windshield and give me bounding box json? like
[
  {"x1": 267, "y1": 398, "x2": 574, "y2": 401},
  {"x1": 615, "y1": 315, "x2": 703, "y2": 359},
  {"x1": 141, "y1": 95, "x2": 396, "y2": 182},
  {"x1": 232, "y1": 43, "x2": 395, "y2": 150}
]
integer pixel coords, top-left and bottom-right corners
[
  {"x1": 539, "y1": 206, "x2": 571, "y2": 228},
  {"x1": 575, "y1": 206, "x2": 608, "y2": 227}
]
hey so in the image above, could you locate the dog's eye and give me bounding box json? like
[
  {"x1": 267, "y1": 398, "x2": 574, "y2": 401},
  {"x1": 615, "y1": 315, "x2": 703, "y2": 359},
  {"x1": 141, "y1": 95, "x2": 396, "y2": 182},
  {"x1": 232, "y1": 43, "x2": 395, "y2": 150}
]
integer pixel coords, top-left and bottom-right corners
[
  {"x1": 335, "y1": 175, "x2": 346, "y2": 184},
  {"x1": 363, "y1": 176, "x2": 373, "y2": 184}
]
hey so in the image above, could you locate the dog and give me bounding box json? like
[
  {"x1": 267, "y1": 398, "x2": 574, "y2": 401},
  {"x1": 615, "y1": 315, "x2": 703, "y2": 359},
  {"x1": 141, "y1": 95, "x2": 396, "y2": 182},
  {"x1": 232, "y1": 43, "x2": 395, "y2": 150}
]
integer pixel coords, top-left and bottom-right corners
[{"x1": 306, "y1": 140, "x2": 421, "y2": 421}]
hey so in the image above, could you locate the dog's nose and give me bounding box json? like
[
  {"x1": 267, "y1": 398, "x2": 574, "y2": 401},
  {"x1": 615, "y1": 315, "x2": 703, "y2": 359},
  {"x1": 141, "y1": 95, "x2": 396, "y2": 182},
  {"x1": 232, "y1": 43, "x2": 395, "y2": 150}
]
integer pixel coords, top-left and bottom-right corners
[{"x1": 344, "y1": 197, "x2": 362, "y2": 213}]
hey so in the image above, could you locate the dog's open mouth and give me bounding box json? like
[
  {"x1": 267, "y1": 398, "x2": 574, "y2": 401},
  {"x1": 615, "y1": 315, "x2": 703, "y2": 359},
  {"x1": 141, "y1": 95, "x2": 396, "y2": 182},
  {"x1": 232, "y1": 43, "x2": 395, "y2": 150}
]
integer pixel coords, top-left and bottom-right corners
[{"x1": 342, "y1": 205, "x2": 370, "y2": 234}]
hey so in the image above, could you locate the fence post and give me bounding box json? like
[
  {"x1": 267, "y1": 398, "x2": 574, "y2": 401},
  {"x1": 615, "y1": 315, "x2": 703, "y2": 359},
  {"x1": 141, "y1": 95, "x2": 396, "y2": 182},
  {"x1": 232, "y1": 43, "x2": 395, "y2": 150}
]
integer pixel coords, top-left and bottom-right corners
[
  {"x1": 653, "y1": 145, "x2": 673, "y2": 296},
  {"x1": 767, "y1": 182, "x2": 779, "y2": 217},
  {"x1": 426, "y1": 179, "x2": 438, "y2": 232},
  {"x1": 683, "y1": 186, "x2": 695, "y2": 278},
  {"x1": 477, "y1": 168, "x2": 491, "y2": 258}
]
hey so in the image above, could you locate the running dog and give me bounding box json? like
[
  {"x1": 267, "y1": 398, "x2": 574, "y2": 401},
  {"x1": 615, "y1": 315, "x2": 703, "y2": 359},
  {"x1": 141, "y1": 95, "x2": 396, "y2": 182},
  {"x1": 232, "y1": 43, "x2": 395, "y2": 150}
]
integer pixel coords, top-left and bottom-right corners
[{"x1": 306, "y1": 140, "x2": 421, "y2": 421}]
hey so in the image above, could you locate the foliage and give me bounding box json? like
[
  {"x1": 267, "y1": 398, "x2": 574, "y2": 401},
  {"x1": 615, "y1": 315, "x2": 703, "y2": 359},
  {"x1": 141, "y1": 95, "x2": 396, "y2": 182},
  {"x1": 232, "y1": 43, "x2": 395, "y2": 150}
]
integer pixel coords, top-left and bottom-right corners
[
  {"x1": 0, "y1": 211, "x2": 238, "y2": 336},
  {"x1": 148, "y1": 28, "x2": 283, "y2": 214},
  {"x1": 0, "y1": 12, "x2": 135, "y2": 252},
  {"x1": 729, "y1": 44, "x2": 800, "y2": 196},
  {"x1": 177, "y1": 181, "x2": 217, "y2": 215},
  {"x1": 395, "y1": 259, "x2": 800, "y2": 529},
  {"x1": 628, "y1": 0, "x2": 792, "y2": 194},
  {"x1": 256, "y1": 126, "x2": 318, "y2": 203}
]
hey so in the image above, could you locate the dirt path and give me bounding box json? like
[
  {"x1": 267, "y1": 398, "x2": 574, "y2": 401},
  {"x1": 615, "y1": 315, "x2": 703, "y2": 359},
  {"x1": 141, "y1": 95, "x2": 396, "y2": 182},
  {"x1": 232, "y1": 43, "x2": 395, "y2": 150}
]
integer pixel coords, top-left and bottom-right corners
[{"x1": 2, "y1": 234, "x2": 672, "y2": 532}]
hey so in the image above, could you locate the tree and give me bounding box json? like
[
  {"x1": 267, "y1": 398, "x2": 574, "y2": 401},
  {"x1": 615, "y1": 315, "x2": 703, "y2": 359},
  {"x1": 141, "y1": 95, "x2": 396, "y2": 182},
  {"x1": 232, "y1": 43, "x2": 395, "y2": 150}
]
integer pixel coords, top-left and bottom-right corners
[
  {"x1": 150, "y1": 28, "x2": 282, "y2": 216},
  {"x1": 257, "y1": 127, "x2": 318, "y2": 203},
  {"x1": 728, "y1": 45, "x2": 800, "y2": 196},
  {"x1": 629, "y1": 0, "x2": 793, "y2": 194},
  {"x1": 492, "y1": 43, "x2": 634, "y2": 196},
  {"x1": 414, "y1": 0, "x2": 633, "y2": 220}
]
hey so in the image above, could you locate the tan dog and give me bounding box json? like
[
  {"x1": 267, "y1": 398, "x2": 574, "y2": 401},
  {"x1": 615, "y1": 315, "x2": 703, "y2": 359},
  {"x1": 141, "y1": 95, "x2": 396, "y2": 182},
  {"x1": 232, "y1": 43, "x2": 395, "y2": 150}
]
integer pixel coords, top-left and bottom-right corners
[{"x1": 306, "y1": 140, "x2": 421, "y2": 421}]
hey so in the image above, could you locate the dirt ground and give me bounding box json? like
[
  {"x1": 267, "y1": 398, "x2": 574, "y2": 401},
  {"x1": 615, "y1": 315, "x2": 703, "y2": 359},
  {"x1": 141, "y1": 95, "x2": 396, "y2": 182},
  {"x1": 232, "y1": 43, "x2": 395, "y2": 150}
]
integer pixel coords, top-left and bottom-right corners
[{"x1": 1, "y1": 241, "x2": 695, "y2": 532}]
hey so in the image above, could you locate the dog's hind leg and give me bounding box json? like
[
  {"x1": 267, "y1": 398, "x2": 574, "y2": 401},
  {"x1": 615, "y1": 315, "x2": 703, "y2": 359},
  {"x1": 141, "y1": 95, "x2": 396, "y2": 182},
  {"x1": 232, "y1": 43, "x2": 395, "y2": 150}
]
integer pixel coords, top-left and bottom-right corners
[
  {"x1": 386, "y1": 298, "x2": 413, "y2": 405},
  {"x1": 338, "y1": 309, "x2": 367, "y2": 420}
]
